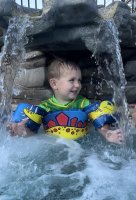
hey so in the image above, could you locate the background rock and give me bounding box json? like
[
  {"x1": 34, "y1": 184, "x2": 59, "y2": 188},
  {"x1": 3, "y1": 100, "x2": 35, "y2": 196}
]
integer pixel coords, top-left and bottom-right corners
[{"x1": 0, "y1": 0, "x2": 136, "y2": 104}]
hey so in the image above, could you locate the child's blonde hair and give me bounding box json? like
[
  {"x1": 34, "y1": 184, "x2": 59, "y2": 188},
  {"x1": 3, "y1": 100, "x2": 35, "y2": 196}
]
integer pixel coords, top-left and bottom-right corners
[{"x1": 47, "y1": 58, "x2": 80, "y2": 80}]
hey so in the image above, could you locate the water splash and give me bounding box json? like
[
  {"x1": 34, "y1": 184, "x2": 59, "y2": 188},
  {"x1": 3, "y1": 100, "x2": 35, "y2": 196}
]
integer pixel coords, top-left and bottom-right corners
[
  {"x1": 0, "y1": 17, "x2": 32, "y2": 127},
  {"x1": 99, "y1": 20, "x2": 134, "y2": 147},
  {"x1": 83, "y1": 19, "x2": 134, "y2": 149},
  {"x1": 0, "y1": 11, "x2": 135, "y2": 200}
]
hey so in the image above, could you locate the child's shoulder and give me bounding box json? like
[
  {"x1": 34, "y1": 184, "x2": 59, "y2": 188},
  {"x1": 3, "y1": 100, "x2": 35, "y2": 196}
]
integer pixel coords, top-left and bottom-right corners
[
  {"x1": 75, "y1": 95, "x2": 90, "y2": 108},
  {"x1": 38, "y1": 97, "x2": 52, "y2": 112}
]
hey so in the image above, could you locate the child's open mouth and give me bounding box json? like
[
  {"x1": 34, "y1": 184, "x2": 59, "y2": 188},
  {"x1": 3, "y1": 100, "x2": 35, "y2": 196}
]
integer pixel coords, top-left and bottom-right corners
[{"x1": 71, "y1": 91, "x2": 78, "y2": 95}]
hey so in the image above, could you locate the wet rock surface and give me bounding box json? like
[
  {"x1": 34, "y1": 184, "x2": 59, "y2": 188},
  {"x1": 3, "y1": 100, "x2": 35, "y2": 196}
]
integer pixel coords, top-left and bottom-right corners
[{"x1": 0, "y1": 0, "x2": 136, "y2": 104}]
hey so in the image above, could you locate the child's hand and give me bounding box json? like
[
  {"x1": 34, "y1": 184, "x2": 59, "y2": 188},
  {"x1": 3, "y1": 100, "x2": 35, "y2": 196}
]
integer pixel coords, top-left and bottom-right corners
[
  {"x1": 104, "y1": 129, "x2": 124, "y2": 144},
  {"x1": 7, "y1": 118, "x2": 33, "y2": 137},
  {"x1": 98, "y1": 125, "x2": 124, "y2": 144}
]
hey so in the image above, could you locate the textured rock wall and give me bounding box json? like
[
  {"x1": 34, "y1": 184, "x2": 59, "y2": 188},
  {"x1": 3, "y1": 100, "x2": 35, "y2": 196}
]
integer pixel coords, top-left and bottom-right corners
[{"x1": 0, "y1": 0, "x2": 136, "y2": 104}]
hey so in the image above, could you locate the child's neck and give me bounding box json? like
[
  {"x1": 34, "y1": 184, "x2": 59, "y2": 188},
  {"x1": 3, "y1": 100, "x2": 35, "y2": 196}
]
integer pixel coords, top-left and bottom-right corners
[{"x1": 54, "y1": 96, "x2": 72, "y2": 105}]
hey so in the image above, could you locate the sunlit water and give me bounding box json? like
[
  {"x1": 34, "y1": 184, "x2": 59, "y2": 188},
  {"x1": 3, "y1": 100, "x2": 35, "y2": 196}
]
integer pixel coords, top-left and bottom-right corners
[{"x1": 0, "y1": 12, "x2": 136, "y2": 200}]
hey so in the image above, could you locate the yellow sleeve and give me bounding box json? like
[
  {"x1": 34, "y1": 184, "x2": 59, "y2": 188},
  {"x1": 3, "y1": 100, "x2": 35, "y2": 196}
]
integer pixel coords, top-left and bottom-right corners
[{"x1": 88, "y1": 100, "x2": 116, "y2": 121}]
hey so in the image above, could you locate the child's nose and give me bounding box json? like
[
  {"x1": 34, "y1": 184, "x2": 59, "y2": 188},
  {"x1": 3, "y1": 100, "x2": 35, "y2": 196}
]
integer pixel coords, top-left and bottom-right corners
[{"x1": 74, "y1": 81, "x2": 80, "y2": 88}]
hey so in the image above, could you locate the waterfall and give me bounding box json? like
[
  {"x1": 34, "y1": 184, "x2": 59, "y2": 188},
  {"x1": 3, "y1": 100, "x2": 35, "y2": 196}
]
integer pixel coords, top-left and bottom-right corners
[
  {"x1": 0, "y1": 13, "x2": 136, "y2": 200},
  {"x1": 0, "y1": 17, "x2": 31, "y2": 128},
  {"x1": 82, "y1": 19, "x2": 134, "y2": 150}
]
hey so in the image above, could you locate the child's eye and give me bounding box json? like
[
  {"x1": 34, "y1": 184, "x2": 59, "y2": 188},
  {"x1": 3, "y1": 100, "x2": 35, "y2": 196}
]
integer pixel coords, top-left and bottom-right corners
[{"x1": 69, "y1": 79, "x2": 74, "y2": 82}]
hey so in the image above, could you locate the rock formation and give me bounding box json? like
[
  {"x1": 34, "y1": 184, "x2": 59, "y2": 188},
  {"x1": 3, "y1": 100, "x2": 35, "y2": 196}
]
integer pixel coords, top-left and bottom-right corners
[{"x1": 0, "y1": 0, "x2": 136, "y2": 104}]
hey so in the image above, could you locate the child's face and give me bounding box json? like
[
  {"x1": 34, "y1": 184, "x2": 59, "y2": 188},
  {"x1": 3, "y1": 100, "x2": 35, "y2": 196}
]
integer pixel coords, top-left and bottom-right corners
[{"x1": 49, "y1": 68, "x2": 81, "y2": 104}]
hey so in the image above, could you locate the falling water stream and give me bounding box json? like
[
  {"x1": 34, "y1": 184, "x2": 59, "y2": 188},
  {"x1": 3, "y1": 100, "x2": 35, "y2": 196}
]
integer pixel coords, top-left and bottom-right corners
[
  {"x1": 94, "y1": 20, "x2": 134, "y2": 152},
  {"x1": 0, "y1": 17, "x2": 136, "y2": 200},
  {"x1": 0, "y1": 17, "x2": 31, "y2": 127}
]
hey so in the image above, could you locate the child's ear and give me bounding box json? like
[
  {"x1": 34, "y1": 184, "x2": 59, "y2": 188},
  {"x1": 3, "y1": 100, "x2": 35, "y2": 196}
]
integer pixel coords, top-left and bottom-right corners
[{"x1": 49, "y1": 78, "x2": 57, "y2": 89}]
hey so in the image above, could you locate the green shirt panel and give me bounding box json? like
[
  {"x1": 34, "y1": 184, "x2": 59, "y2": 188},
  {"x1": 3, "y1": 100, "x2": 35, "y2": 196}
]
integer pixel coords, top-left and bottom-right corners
[{"x1": 38, "y1": 95, "x2": 90, "y2": 112}]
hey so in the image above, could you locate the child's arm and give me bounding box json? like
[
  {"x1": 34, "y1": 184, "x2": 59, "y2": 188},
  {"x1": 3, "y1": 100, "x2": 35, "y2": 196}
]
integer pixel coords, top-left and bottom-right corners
[
  {"x1": 84, "y1": 100, "x2": 124, "y2": 144},
  {"x1": 8, "y1": 103, "x2": 46, "y2": 137},
  {"x1": 8, "y1": 118, "x2": 34, "y2": 137},
  {"x1": 132, "y1": 112, "x2": 136, "y2": 126},
  {"x1": 129, "y1": 105, "x2": 136, "y2": 126},
  {"x1": 97, "y1": 124, "x2": 124, "y2": 144}
]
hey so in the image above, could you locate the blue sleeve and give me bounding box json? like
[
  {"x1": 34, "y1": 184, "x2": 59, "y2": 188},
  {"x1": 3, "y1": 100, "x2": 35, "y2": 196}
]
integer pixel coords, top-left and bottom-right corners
[
  {"x1": 83, "y1": 100, "x2": 116, "y2": 129},
  {"x1": 12, "y1": 103, "x2": 47, "y2": 133}
]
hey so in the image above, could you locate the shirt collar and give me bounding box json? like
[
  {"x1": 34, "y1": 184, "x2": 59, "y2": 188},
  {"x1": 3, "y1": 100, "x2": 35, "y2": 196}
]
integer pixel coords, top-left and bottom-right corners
[{"x1": 52, "y1": 95, "x2": 68, "y2": 106}]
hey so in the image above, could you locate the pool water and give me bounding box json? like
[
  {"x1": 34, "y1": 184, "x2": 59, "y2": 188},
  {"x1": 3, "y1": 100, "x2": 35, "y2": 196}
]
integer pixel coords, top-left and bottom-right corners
[{"x1": 0, "y1": 128, "x2": 136, "y2": 200}]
